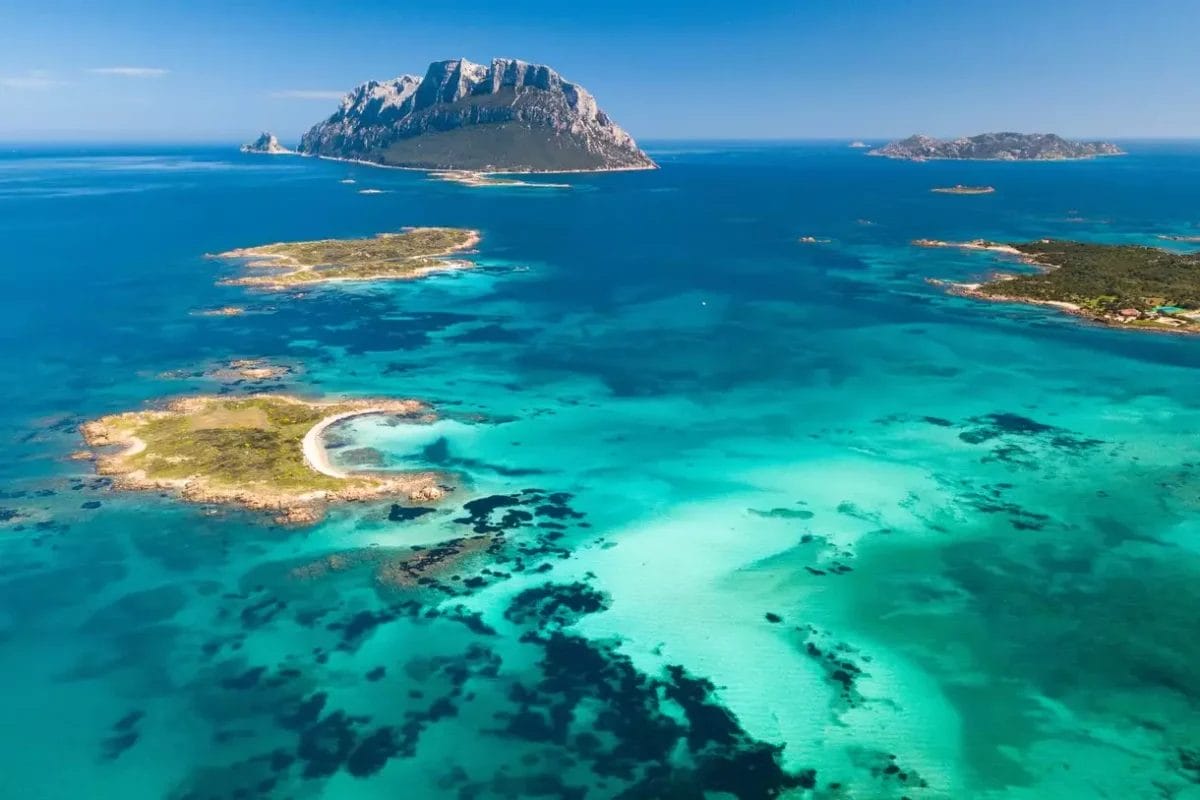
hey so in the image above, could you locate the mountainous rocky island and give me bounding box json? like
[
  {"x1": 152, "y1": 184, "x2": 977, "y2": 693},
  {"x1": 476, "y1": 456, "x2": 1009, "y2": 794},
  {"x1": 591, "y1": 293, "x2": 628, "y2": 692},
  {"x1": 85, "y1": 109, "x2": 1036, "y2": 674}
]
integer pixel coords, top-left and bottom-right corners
[
  {"x1": 872, "y1": 133, "x2": 1123, "y2": 161},
  {"x1": 920, "y1": 238, "x2": 1200, "y2": 332},
  {"x1": 240, "y1": 131, "x2": 291, "y2": 155},
  {"x1": 296, "y1": 58, "x2": 656, "y2": 173}
]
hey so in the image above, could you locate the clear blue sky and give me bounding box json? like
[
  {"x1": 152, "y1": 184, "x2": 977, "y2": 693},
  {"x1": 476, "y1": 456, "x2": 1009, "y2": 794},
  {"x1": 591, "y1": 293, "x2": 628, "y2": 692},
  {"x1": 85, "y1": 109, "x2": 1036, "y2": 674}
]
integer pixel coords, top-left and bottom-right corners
[{"x1": 2, "y1": 0, "x2": 1199, "y2": 142}]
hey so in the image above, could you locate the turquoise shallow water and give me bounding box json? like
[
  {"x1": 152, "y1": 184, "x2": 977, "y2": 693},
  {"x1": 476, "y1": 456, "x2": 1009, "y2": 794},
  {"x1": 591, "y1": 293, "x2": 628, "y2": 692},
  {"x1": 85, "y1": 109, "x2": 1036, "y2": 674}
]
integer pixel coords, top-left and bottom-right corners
[{"x1": 2, "y1": 142, "x2": 1200, "y2": 799}]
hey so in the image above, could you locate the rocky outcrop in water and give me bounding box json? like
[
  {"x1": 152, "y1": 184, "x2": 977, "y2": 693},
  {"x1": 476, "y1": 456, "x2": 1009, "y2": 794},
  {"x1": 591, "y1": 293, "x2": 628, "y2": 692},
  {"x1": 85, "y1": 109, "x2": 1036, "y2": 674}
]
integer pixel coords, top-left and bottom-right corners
[
  {"x1": 240, "y1": 132, "x2": 290, "y2": 155},
  {"x1": 871, "y1": 132, "x2": 1123, "y2": 161},
  {"x1": 297, "y1": 58, "x2": 655, "y2": 173}
]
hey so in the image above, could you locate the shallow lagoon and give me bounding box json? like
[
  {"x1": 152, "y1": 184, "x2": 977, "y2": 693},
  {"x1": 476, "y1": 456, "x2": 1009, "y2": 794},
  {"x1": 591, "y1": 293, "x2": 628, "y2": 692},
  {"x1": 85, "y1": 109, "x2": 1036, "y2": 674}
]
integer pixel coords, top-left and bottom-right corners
[{"x1": 1, "y1": 142, "x2": 1199, "y2": 798}]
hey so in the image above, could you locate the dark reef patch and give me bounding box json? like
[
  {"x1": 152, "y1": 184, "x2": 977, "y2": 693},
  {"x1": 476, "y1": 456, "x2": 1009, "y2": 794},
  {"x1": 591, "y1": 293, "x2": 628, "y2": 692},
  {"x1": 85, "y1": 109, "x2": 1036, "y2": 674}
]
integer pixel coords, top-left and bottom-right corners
[
  {"x1": 454, "y1": 494, "x2": 531, "y2": 533},
  {"x1": 453, "y1": 489, "x2": 587, "y2": 537},
  {"x1": 338, "y1": 446, "x2": 385, "y2": 468},
  {"x1": 100, "y1": 710, "x2": 145, "y2": 760},
  {"x1": 86, "y1": 584, "x2": 189, "y2": 631},
  {"x1": 296, "y1": 710, "x2": 359, "y2": 778},
  {"x1": 504, "y1": 582, "x2": 611, "y2": 627},
  {"x1": 798, "y1": 624, "x2": 868, "y2": 708},
  {"x1": 346, "y1": 726, "x2": 402, "y2": 777},
  {"x1": 423, "y1": 437, "x2": 546, "y2": 477},
  {"x1": 749, "y1": 506, "x2": 815, "y2": 520},
  {"x1": 959, "y1": 412, "x2": 1103, "y2": 454},
  {"x1": 388, "y1": 504, "x2": 436, "y2": 522},
  {"x1": 956, "y1": 486, "x2": 1052, "y2": 531},
  {"x1": 487, "y1": 581, "x2": 809, "y2": 798}
]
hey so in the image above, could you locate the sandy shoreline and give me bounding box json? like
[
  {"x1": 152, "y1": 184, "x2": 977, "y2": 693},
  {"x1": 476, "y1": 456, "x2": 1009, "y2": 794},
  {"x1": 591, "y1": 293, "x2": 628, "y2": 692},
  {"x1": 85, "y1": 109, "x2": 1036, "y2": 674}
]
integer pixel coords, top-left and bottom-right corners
[
  {"x1": 912, "y1": 238, "x2": 1025, "y2": 257},
  {"x1": 932, "y1": 279, "x2": 1082, "y2": 312},
  {"x1": 301, "y1": 408, "x2": 396, "y2": 479},
  {"x1": 937, "y1": 280, "x2": 1200, "y2": 335}
]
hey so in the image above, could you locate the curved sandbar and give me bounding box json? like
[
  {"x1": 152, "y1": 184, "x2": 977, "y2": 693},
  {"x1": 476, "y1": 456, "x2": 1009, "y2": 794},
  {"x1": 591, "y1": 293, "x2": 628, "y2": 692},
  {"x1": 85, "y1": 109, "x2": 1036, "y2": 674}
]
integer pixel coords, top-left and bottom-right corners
[
  {"x1": 213, "y1": 226, "x2": 480, "y2": 289},
  {"x1": 302, "y1": 408, "x2": 396, "y2": 479},
  {"x1": 81, "y1": 394, "x2": 446, "y2": 525},
  {"x1": 428, "y1": 170, "x2": 569, "y2": 189}
]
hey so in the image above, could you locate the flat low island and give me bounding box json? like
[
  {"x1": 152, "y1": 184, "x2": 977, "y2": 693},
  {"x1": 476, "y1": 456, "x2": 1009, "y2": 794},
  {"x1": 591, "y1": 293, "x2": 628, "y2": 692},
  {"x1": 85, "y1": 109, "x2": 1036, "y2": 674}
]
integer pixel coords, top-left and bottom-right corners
[
  {"x1": 921, "y1": 238, "x2": 1200, "y2": 332},
  {"x1": 215, "y1": 226, "x2": 479, "y2": 288},
  {"x1": 80, "y1": 394, "x2": 446, "y2": 524},
  {"x1": 931, "y1": 185, "x2": 995, "y2": 195}
]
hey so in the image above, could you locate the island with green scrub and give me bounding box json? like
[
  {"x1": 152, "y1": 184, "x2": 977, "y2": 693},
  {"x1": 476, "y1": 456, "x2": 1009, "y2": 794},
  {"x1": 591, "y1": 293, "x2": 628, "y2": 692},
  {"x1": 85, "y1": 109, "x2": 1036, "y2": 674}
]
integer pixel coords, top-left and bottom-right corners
[
  {"x1": 79, "y1": 394, "x2": 447, "y2": 524},
  {"x1": 214, "y1": 226, "x2": 479, "y2": 288},
  {"x1": 920, "y1": 238, "x2": 1200, "y2": 332}
]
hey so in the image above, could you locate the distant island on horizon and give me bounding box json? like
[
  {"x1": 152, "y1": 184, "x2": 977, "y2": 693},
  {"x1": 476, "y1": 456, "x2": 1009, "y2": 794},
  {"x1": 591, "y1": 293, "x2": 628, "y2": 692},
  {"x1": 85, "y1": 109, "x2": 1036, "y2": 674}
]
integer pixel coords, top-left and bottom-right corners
[
  {"x1": 931, "y1": 184, "x2": 995, "y2": 195},
  {"x1": 871, "y1": 132, "x2": 1123, "y2": 161},
  {"x1": 287, "y1": 57, "x2": 656, "y2": 174},
  {"x1": 240, "y1": 131, "x2": 290, "y2": 155}
]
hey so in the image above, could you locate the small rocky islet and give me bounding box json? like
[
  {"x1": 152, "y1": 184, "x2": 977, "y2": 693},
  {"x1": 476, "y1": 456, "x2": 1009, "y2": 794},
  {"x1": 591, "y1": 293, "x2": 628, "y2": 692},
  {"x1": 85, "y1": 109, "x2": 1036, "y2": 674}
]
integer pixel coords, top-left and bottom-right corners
[{"x1": 239, "y1": 131, "x2": 290, "y2": 155}]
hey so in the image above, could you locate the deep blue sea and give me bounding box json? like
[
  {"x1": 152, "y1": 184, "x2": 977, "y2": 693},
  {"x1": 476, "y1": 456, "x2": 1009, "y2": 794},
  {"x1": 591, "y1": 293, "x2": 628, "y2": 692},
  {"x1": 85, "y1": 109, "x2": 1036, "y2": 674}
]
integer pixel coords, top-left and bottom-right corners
[{"x1": 2, "y1": 141, "x2": 1200, "y2": 799}]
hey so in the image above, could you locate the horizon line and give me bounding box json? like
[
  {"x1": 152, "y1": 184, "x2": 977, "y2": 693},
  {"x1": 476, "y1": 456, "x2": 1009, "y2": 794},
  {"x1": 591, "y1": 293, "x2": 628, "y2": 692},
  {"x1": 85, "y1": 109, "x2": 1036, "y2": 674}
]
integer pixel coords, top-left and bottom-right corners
[{"x1": 5, "y1": 135, "x2": 1200, "y2": 147}]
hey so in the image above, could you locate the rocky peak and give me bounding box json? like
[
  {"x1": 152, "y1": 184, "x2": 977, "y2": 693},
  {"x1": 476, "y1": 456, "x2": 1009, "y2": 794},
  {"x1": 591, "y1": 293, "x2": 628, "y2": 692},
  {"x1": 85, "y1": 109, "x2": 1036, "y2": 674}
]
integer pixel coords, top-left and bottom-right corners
[
  {"x1": 339, "y1": 75, "x2": 421, "y2": 115},
  {"x1": 488, "y1": 58, "x2": 559, "y2": 93},
  {"x1": 240, "y1": 131, "x2": 289, "y2": 155},
  {"x1": 297, "y1": 57, "x2": 655, "y2": 172},
  {"x1": 414, "y1": 59, "x2": 488, "y2": 109}
]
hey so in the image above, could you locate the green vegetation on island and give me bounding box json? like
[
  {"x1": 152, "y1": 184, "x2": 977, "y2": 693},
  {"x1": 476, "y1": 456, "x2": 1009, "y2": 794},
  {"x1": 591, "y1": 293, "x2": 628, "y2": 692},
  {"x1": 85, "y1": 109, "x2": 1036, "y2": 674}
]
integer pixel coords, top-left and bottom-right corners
[
  {"x1": 930, "y1": 239, "x2": 1200, "y2": 332},
  {"x1": 216, "y1": 227, "x2": 479, "y2": 288},
  {"x1": 81, "y1": 395, "x2": 445, "y2": 524}
]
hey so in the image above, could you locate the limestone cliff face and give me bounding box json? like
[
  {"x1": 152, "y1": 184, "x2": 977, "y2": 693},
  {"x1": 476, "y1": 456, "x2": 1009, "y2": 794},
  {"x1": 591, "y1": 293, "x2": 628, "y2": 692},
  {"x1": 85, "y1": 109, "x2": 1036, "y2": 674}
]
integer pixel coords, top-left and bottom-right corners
[
  {"x1": 297, "y1": 58, "x2": 655, "y2": 172},
  {"x1": 871, "y1": 133, "x2": 1123, "y2": 161}
]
